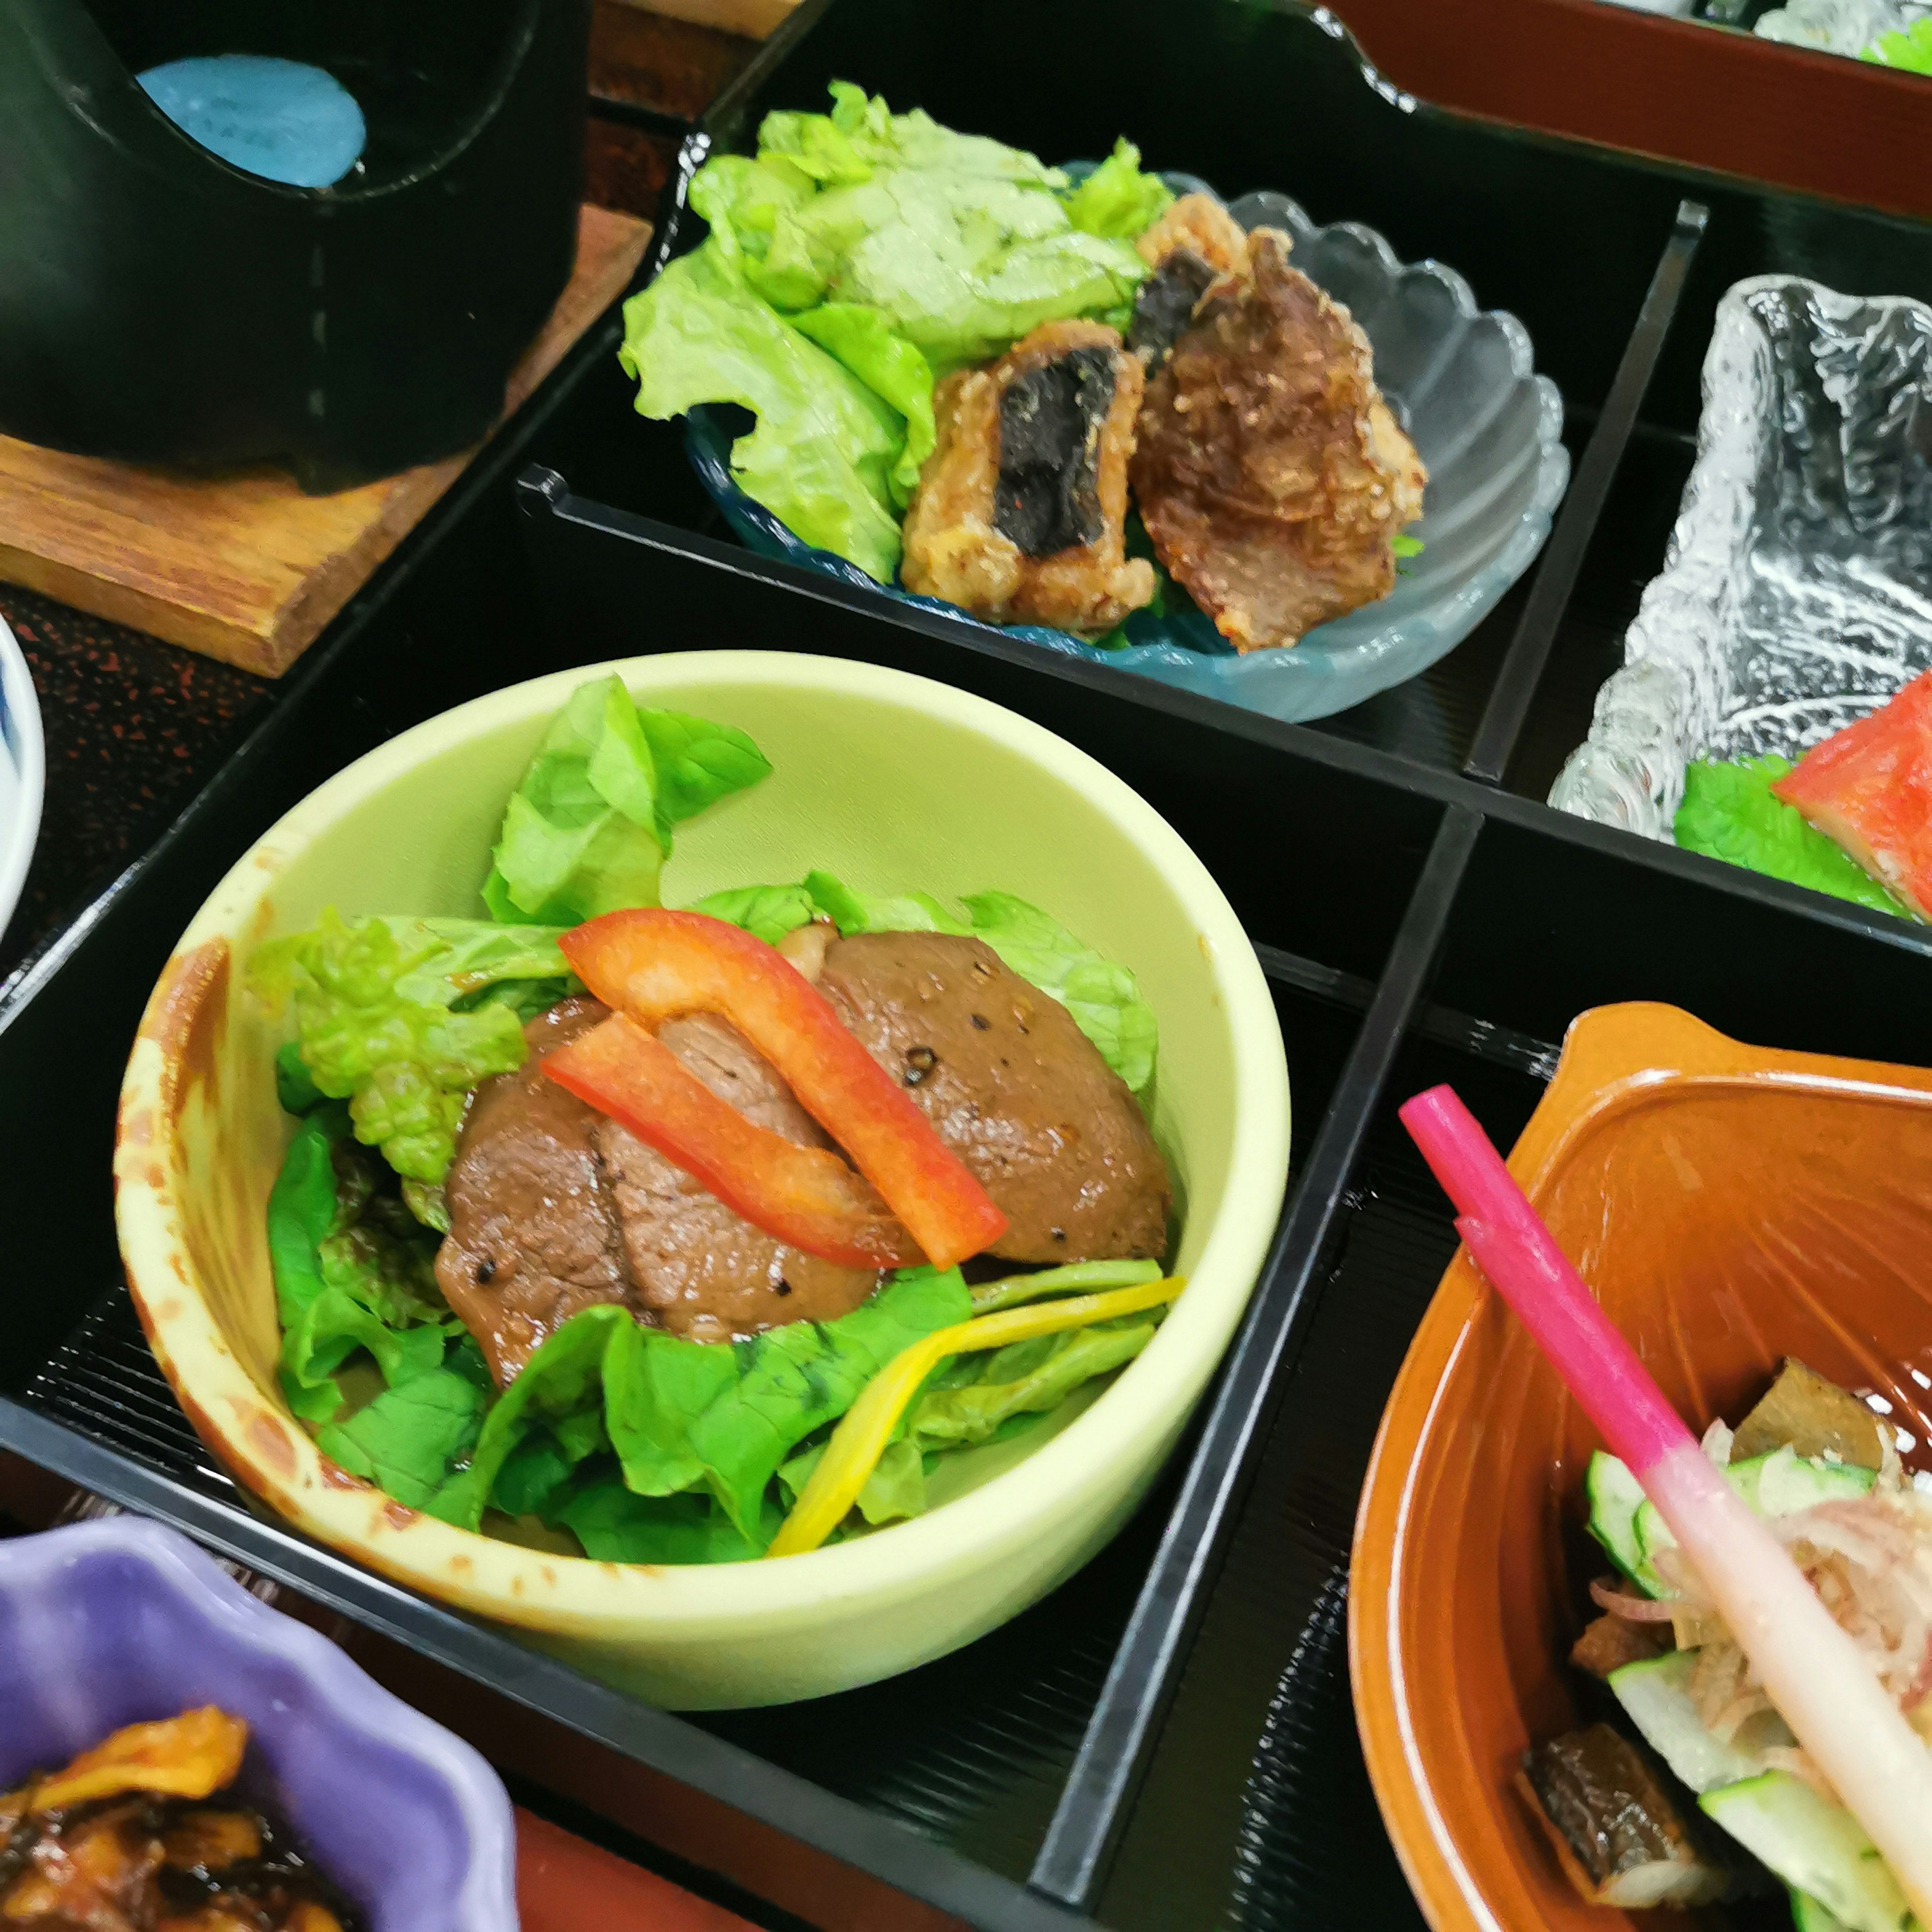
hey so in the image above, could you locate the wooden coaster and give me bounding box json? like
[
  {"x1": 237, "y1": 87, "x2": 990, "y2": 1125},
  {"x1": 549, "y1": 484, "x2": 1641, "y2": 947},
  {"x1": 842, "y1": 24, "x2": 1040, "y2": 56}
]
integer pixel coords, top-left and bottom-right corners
[{"x1": 0, "y1": 204, "x2": 651, "y2": 679}]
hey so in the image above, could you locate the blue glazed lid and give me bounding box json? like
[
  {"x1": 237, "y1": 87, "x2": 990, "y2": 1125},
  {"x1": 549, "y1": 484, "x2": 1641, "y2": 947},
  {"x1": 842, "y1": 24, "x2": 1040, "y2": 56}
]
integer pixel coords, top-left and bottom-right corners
[{"x1": 137, "y1": 55, "x2": 366, "y2": 190}]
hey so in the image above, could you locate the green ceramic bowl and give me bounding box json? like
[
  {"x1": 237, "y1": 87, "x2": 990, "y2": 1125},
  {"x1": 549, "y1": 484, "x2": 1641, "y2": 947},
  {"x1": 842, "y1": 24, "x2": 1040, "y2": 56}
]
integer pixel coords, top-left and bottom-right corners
[{"x1": 116, "y1": 652, "x2": 1290, "y2": 1708}]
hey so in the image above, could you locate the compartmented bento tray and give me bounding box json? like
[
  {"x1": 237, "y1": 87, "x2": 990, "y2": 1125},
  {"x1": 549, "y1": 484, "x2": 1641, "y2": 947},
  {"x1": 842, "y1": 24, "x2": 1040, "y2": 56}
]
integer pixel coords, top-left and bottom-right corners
[{"x1": 7, "y1": 3, "x2": 1932, "y2": 1928}]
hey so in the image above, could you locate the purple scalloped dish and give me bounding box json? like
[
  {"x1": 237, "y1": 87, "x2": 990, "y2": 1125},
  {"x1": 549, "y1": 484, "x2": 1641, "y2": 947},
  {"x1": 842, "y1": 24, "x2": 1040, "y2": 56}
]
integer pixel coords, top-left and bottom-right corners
[{"x1": 0, "y1": 1517, "x2": 518, "y2": 1932}]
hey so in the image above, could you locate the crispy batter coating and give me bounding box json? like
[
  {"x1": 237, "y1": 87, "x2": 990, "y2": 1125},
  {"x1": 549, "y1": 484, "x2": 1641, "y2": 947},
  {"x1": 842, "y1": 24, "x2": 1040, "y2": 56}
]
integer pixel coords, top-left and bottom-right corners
[
  {"x1": 1136, "y1": 193, "x2": 1253, "y2": 278},
  {"x1": 1130, "y1": 230, "x2": 1426, "y2": 651},
  {"x1": 902, "y1": 320, "x2": 1155, "y2": 634}
]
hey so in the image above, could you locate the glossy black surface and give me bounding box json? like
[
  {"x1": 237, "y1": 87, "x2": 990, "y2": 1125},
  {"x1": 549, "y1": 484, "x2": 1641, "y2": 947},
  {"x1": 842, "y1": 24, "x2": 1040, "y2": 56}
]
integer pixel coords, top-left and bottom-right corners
[{"x1": 0, "y1": 0, "x2": 588, "y2": 488}]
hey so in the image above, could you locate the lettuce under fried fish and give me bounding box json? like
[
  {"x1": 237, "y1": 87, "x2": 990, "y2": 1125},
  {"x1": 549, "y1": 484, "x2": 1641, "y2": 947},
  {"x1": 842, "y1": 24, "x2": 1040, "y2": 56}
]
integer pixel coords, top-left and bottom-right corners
[{"x1": 618, "y1": 83, "x2": 1165, "y2": 581}]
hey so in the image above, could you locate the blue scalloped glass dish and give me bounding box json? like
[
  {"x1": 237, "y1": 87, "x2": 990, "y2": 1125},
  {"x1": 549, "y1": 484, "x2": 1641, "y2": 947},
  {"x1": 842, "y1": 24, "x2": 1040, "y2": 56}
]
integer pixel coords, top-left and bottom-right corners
[{"x1": 685, "y1": 174, "x2": 1568, "y2": 726}]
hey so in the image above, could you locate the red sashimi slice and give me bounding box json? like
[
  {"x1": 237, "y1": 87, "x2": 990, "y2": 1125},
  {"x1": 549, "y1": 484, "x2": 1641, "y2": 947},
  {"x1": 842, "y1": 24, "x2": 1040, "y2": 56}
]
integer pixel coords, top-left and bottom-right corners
[{"x1": 1772, "y1": 671, "x2": 1932, "y2": 918}]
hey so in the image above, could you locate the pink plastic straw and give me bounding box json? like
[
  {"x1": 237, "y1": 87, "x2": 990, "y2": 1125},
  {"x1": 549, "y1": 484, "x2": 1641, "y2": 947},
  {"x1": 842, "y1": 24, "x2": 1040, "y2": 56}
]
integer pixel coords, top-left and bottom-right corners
[
  {"x1": 1399, "y1": 1085, "x2": 1693, "y2": 1476},
  {"x1": 1397, "y1": 1083, "x2": 1932, "y2": 1917}
]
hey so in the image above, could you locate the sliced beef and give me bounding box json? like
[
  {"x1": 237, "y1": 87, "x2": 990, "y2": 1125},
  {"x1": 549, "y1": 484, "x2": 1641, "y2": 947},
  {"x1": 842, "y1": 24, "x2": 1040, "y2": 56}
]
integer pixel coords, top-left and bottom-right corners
[
  {"x1": 817, "y1": 932, "x2": 1170, "y2": 1263},
  {"x1": 594, "y1": 1013, "x2": 882, "y2": 1342},
  {"x1": 436, "y1": 997, "x2": 637, "y2": 1387}
]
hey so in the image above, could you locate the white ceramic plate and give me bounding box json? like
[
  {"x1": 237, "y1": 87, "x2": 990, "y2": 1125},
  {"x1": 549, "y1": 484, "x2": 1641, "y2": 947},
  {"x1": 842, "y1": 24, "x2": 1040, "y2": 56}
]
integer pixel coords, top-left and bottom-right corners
[{"x1": 0, "y1": 610, "x2": 45, "y2": 945}]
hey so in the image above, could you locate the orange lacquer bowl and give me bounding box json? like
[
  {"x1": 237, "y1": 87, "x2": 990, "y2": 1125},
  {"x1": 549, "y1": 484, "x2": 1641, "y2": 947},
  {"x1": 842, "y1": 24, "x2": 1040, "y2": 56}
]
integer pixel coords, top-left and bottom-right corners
[{"x1": 1350, "y1": 1002, "x2": 1932, "y2": 1932}]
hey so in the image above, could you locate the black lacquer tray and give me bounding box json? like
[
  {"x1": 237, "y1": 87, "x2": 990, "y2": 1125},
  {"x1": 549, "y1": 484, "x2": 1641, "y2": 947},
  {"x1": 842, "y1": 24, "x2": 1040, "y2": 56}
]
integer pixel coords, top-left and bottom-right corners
[{"x1": 6, "y1": 4, "x2": 1932, "y2": 1928}]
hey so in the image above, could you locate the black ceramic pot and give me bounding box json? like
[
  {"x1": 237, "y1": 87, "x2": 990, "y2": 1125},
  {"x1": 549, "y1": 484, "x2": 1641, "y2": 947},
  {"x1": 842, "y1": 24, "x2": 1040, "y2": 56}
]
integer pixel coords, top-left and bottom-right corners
[{"x1": 0, "y1": 0, "x2": 590, "y2": 492}]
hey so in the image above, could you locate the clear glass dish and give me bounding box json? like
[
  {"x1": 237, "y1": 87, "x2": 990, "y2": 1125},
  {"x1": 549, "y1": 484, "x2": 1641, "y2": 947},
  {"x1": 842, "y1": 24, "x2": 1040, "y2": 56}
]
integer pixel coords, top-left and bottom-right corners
[
  {"x1": 686, "y1": 173, "x2": 1568, "y2": 727},
  {"x1": 1551, "y1": 276, "x2": 1932, "y2": 839}
]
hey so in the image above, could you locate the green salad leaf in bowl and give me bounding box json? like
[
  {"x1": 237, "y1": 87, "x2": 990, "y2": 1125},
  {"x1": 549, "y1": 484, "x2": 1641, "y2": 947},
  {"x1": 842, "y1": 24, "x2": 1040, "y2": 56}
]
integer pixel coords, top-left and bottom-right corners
[{"x1": 250, "y1": 673, "x2": 1178, "y2": 1569}]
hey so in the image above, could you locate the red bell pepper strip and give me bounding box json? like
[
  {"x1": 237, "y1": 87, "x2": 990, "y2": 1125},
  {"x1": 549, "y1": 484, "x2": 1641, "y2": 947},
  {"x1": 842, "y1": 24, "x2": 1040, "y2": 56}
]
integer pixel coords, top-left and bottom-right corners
[
  {"x1": 551, "y1": 910, "x2": 1009, "y2": 1271},
  {"x1": 542, "y1": 1013, "x2": 924, "y2": 1269}
]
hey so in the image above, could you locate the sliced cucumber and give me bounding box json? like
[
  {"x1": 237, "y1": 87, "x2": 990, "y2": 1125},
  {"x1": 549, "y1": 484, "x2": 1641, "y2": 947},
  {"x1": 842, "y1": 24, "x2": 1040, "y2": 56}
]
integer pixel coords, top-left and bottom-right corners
[
  {"x1": 1586, "y1": 1450, "x2": 1651, "y2": 1585},
  {"x1": 1632, "y1": 1449, "x2": 1876, "y2": 1596},
  {"x1": 1791, "y1": 1887, "x2": 1858, "y2": 1932},
  {"x1": 1758, "y1": 1445, "x2": 1876, "y2": 1516},
  {"x1": 1699, "y1": 1773, "x2": 1918, "y2": 1932},
  {"x1": 1607, "y1": 1649, "x2": 1792, "y2": 1793}
]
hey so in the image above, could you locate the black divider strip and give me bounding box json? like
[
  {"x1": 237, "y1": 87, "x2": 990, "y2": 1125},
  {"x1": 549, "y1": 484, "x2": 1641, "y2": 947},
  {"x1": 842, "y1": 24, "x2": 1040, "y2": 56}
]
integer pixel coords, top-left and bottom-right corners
[
  {"x1": 1462, "y1": 198, "x2": 1709, "y2": 785},
  {"x1": 1026, "y1": 806, "x2": 1484, "y2": 1911},
  {"x1": 0, "y1": 1402, "x2": 1107, "y2": 1932},
  {"x1": 1253, "y1": 944, "x2": 1375, "y2": 1011},
  {"x1": 1256, "y1": 943, "x2": 1558, "y2": 1080},
  {"x1": 703, "y1": 0, "x2": 839, "y2": 141}
]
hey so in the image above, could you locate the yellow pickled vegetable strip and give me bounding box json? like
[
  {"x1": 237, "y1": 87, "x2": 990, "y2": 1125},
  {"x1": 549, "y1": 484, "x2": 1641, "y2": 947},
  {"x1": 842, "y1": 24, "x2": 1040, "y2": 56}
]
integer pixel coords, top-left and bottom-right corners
[{"x1": 766, "y1": 1276, "x2": 1184, "y2": 1558}]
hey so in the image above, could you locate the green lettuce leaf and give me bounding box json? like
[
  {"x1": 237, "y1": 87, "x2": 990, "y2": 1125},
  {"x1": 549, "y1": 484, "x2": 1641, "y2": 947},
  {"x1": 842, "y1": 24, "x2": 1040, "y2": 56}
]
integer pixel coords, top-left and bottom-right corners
[
  {"x1": 1063, "y1": 139, "x2": 1173, "y2": 240},
  {"x1": 412, "y1": 1269, "x2": 967, "y2": 1548},
  {"x1": 275, "y1": 1040, "x2": 324, "y2": 1114},
  {"x1": 267, "y1": 1108, "x2": 458, "y2": 1424},
  {"x1": 789, "y1": 304, "x2": 936, "y2": 508},
  {"x1": 639, "y1": 704, "x2": 775, "y2": 835},
  {"x1": 315, "y1": 1361, "x2": 489, "y2": 1509},
  {"x1": 427, "y1": 1305, "x2": 630, "y2": 1531},
  {"x1": 904, "y1": 1318, "x2": 1157, "y2": 1455},
  {"x1": 1674, "y1": 756, "x2": 1910, "y2": 918},
  {"x1": 485, "y1": 1400, "x2": 610, "y2": 1520},
  {"x1": 618, "y1": 83, "x2": 1152, "y2": 578},
  {"x1": 488, "y1": 1432, "x2": 577, "y2": 1520},
  {"x1": 401, "y1": 1179, "x2": 450, "y2": 1234},
  {"x1": 604, "y1": 1265, "x2": 971, "y2": 1542},
  {"x1": 619, "y1": 242, "x2": 908, "y2": 582},
  {"x1": 776, "y1": 1313, "x2": 1159, "y2": 1528},
  {"x1": 483, "y1": 675, "x2": 772, "y2": 926},
  {"x1": 800, "y1": 869, "x2": 965, "y2": 937},
  {"x1": 556, "y1": 1483, "x2": 774, "y2": 1565},
  {"x1": 253, "y1": 913, "x2": 569, "y2": 1183},
  {"x1": 779, "y1": 172, "x2": 1146, "y2": 370},
  {"x1": 759, "y1": 80, "x2": 1065, "y2": 192},
  {"x1": 686, "y1": 882, "x2": 820, "y2": 947},
  {"x1": 687, "y1": 154, "x2": 819, "y2": 280},
  {"x1": 1864, "y1": 17, "x2": 1932, "y2": 68}
]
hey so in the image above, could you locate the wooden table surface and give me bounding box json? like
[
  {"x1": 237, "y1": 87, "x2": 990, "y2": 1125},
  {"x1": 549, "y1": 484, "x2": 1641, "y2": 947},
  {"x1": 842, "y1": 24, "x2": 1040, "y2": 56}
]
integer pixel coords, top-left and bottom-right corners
[{"x1": 0, "y1": 205, "x2": 651, "y2": 678}]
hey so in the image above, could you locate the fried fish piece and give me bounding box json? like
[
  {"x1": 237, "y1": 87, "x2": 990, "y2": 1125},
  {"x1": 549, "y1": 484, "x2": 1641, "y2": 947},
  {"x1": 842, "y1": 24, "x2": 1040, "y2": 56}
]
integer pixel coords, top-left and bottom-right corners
[
  {"x1": 1130, "y1": 228, "x2": 1426, "y2": 650},
  {"x1": 1129, "y1": 193, "x2": 1253, "y2": 367},
  {"x1": 1136, "y1": 193, "x2": 1252, "y2": 277},
  {"x1": 901, "y1": 320, "x2": 1155, "y2": 635}
]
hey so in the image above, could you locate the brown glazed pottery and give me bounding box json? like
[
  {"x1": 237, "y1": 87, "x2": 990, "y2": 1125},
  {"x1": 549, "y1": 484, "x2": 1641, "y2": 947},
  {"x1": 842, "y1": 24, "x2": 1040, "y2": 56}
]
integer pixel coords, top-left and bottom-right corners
[{"x1": 1350, "y1": 1002, "x2": 1932, "y2": 1931}]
